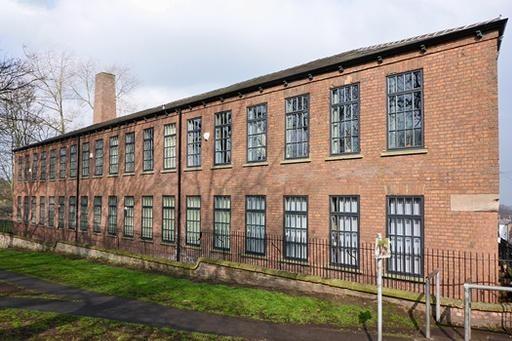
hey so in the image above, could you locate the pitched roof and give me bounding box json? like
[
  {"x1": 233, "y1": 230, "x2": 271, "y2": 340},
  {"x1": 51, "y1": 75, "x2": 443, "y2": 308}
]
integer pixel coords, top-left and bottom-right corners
[{"x1": 14, "y1": 16, "x2": 508, "y2": 152}]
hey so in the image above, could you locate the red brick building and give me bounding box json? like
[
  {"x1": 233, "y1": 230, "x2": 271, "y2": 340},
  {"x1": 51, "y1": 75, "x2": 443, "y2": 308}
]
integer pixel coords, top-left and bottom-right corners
[{"x1": 12, "y1": 18, "x2": 506, "y2": 284}]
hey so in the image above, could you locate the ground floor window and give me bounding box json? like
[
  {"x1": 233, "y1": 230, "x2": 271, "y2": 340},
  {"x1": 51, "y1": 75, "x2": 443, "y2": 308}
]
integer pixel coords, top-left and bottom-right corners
[
  {"x1": 387, "y1": 196, "x2": 423, "y2": 277},
  {"x1": 330, "y1": 196, "x2": 359, "y2": 267},
  {"x1": 245, "y1": 196, "x2": 265, "y2": 255},
  {"x1": 93, "y1": 197, "x2": 102, "y2": 233},
  {"x1": 162, "y1": 196, "x2": 175, "y2": 242},
  {"x1": 39, "y1": 197, "x2": 46, "y2": 225},
  {"x1": 284, "y1": 196, "x2": 308, "y2": 261},
  {"x1": 68, "y1": 197, "x2": 76, "y2": 229},
  {"x1": 17, "y1": 196, "x2": 21, "y2": 222},
  {"x1": 80, "y1": 196, "x2": 88, "y2": 231},
  {"x1": 30, "y1": 197, "x2": 36, "y2": 224},
  {"x1": 108, "y1": 196, "x2": 117, "y2": 235},
  {"x1": 23, "y1": 196, "x2": 29, "y2": 224},
  {"x1": 58, "y1": 196, "x2": 65, "y2": 228},
  {"x1": 141, "y1": 196, "x2": 153, "y2": 239},
  {"x1": 48, "y1": 197, "x2": 55, "y2": 227},
  {"x1": 186, "y1": 196, "x2": 201, "y2": 246},
  {"x1": 213, "y1": 196, "x2": 230, "y2": 250},
  {"x1": 123, "y1": 196, "x2": 134, "y2": 237}
]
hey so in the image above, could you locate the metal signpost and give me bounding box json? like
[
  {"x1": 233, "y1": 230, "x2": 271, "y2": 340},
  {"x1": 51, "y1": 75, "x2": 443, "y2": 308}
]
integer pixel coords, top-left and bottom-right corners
[{"x1": 375, "y1": 233, "x2": 391, "y2": 341}]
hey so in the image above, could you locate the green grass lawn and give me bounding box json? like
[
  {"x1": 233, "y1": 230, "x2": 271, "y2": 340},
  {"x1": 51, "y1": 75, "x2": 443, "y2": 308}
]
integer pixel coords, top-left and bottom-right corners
[{"x1": 0, "y1": 248, "x2": 419, "y2": 332}]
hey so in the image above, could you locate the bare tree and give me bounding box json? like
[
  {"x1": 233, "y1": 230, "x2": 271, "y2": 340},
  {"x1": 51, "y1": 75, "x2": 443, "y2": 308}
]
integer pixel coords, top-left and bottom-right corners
[{"x1": 0, "y1": 57, "x2": 35, "y2": 103}]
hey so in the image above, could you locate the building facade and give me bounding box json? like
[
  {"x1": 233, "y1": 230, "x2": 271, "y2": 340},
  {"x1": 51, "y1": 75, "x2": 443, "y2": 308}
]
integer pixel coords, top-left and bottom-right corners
[{"x1": 12, "y1": 18, "x2": 506, "y2": 282}]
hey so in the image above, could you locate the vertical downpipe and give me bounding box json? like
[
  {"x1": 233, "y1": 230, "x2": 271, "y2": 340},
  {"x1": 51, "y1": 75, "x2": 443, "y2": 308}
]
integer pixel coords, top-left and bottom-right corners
[
  {"x1": 176, "y1": 109, "x2": 182, "y2": 262},
  {"x1": 75, "y1": 135, "x2": 80, "y2": 244}
]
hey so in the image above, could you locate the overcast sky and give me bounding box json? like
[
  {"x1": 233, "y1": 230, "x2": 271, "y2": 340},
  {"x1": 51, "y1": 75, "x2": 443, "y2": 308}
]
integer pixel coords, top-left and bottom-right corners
[{"x1": 1, "y1": 0, "x2": 511, "y2": 204}]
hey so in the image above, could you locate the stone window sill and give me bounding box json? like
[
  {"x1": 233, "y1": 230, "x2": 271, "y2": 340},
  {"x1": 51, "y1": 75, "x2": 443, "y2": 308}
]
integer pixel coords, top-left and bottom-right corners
[
  {"x1": 160, "y1": 241, "x2": 176, "y2": 246},
  {"x1": 161, "y1": 169, "x2": 177, "y2": 174},
  {"x1": 325, "y1": 153, "x2": 363, "y2": 161},
  {"x1": 280, "y1": 158, "x2": 311, "y2": 165},
  {"x1": 123, "y1": 172, "x2": 135, "y2": 177},
  {"x1": 380, "y1": 148, "x2": 428, "y2": 157},
  {"x1": 141, "y1": 171, "x2": 154, "y2": 176},
  {"x1": 107, "y1": 174, "x2": 118, "y2": 178},
  {"x1": 243, "y1": 162, "x2": 269, "y2": 168},
  {"x1": 184, "y1": 167, "x2": 202, "y2": 172},
  {"x1": 211, "y1": 164, "x2": 233, "y2": 170}
]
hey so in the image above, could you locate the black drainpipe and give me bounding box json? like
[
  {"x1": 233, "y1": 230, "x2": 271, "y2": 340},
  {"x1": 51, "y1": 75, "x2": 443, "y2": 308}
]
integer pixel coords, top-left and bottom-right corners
[
  {"x1": 75, "y1": 135, "x2": 80, "y2": 244},
  {"x1": 176, "y1": 109, "x2": 183, "y2": 262}
]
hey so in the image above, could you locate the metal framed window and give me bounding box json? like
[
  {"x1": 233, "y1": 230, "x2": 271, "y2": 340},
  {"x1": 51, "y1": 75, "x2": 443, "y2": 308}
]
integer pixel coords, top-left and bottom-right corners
[
  {"x1": 141, "y1": 196, "x2": 153, "y2": 239},
  {"x1": 186, "y1": 118, "x2": 201, "y2": 167},
  {"x1": 68, "y1": 196, "x2": 76, "y2": 229},
  {"x1": 24, "y1": 155, "x2": 29, "y2": 181},
  {"x1": 124, "y1": 132, "x2": 135, "y2": 173},
  {"x1": 57, "y1": 196, "x2": 65, "y2": 228},
  {"x1": 80, "y1": 196, "x2": 88, "y2": 231},
  {"x1": 331, "y1": 84, "x2": 360, "y2": 154},
  {"x1": 39, "y1": 197, "x2": 46, "y2": 225},
  {"x1": 69, "y1": 144, "x2": 77, "y2": 178},
  {"x1": 23, "y1": 196, "x2": 29, "y2": 223},
  {"x1": 82, "y1": 143, "x2": 89, "y2": 177},
  {"x1": 40, "y1": 151, "x2": 47, "y2": 181},
  {"x1": 245, "y1": 196, "x2": 266, "y2": 255},
  {"x1": 109, "y1": 136, "x2": 119, "y2": 175},
  {"x1": 330, "y1": 196, "x2": 359, "y2": 268},
  {"x1": 186, "y1": 196, "x2": 201, "y2": 246},
  {"x1": 93, "y1": 196, "x2": 102, "y2": 233},
  {"x1": 95, "y1": 139, "x2": 104, "y2": 176},
  {"x1": 48, "y1": 197, "x2": 55, "y2": 228},
  {"x1": 59, "y1": 147, "x2": 67, "y2": 179},
  {"x1": 17, "y1": 156, "x2": 22, "y2": 182},
  {"x1": 32, "y1": 153, "x2": 38, "y2": 181},
  {"x1": 107, "y1": 196, "x2": 117, "y2": 235},
  {"x1": 143, "y1": 128, "x2": 154, "y2": 172},
  {"x1": 247, "y1": 104, "x2": 267, "y2": 162},
  {"x1": 214, "y1": 111, "x2": 232, "y2": 165},
  {"x1": 285, "y1": 94, "x2": 309, "y2": 159},
  {"x1": 49, "y1": 150, "x2": 56, "y2": 179},
  {"x1": 387, "y1": 70, "x2": 423, "y2": 149},
  {"x1": 162, "y1": 196, "x2": 176, "y2": 242},
  {"x1": 30, "y1": 196, "x2": 36, "y2": 224},
  {"x1": 123, "y1": 196, "x2": 134, "y2": 237},
  {"x1": 387, "y1": 196, "x2": 424, "y2": 277},
  {"x1": 163, "y1": 124, "x2": 177, "y2": 170},
  {"x1": 284, "y1": 196, "x2": 308, "y2": 261},
  {"x1": 213, "y1": 196, "x2": 231, "y2": 250},
  {"x1": 16, "y1": 196, "x2": 21, "y2": 222}
]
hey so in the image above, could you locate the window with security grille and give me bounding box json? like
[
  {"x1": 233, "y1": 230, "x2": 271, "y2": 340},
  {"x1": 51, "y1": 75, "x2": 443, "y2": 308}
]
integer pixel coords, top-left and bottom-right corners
[
  {"x1": 387, "y1": 196, "x2": 424, "y2": 277},
  {"x1": 143, "y1": 128, "x2": 154, "y2": 171},
  {"x1": 40, "y1": 151, "x2": 47, "y2": 181},
  {"x1": 80, "y1": 196, "x2": 88, "y2": 231},
  {"x1": 59, "y1": 147, "x2": 67, "y2": 179},
  {"x1": 82, "y1": 143, "x2": 89, "y2": 177},
  {"x1": 123, "y1": 196, "x2": 134, "y2": 237},
  {"x1": 213, "y1": 196, "x2": 230, "y2": 250},
  {"x1": 16, "y1": 196, "x2": 21, "y2": 222},
  {"x1": 247, "y1": 104, "x2": 267, "y2": 162},
  {"x1": 108, "y1": 196, "x2": 117, "y2": 235},
  {"x1": 69, "y1": 144, "x2": 77, "y2": 178},
  {"x1": 49, "y1": 150, "x2": 56, "y2": 179},
  {"x1": 387, "y1": 70, "x2": 423, "y2": 149},
  {"x1": 331, "y1": 84, "x2": 360, "y2": 154},
  {"x1": 30, "y1": 197, "x2": 36, "y2": 224},
  {"x1": 57, "y1": 196, "x2": 65, "y2": 228},
  {"x1": 32, "y1": 153, "x2": 38, "y2": 180},
  {"x1": 93, "y1": 197, "x2": 102, "y2": 233},
  {"x1": 95, "y1": 139, "x2": 104, "y2": 176},
  {"x1": 39, "y1": 197, "x2": 46, "y2": 225},
  {"x1": 186, "y1": 196, "x2": 201, "y2": 245},
  {"x1": 284, "y1": 196, "x2": 308, "y2": 260},
  {"x1": 22, "y1": 196, "x2": 28, "y2": 222},
  {"x1": 163, "y1": 124, "x2": 177, "y2": 170},
  {"x1": 48, "y1": 197, "x2": 55, "y2": 227},
  {"x1": 162, "y1": 196, "x2": 175, "y2": 242},
  {"x1": 285, "y1": 95, "x2": 309, "y2": 159},
  {"x1": 141, "y1": 196, "x2": 153, "y2": 239},
  {"x1": 68, "y1": 196, "x2": 76, "y2": 229},
  {"x1": 124, "y1": 133, "x2": 135, "y2": 173},
  {"x1": 214, "y1": 111, "x2": 232, "y2": 165},
  {"x1": 245, "y1": 196, "x2": 265, "y2": 255},
  {"x1": 187, "y1": 118, "x2": 201, "y2": 167},
  {"x1": 330, "y1": 196, "x2": 359, "y2": 267},
  {"x1": 109, "y1": 136, "x2": 119, "y2": 175}
]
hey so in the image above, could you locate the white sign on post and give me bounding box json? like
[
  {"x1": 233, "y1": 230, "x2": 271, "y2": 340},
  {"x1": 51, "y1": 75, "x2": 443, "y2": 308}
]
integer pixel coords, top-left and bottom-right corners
[{"x1": 375, "y1": 233, "x2": 391, "y2": 341}]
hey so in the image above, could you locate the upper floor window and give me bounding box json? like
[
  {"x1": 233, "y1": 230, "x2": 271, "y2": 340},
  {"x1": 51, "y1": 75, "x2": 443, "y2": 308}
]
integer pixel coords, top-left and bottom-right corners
[
  {"x1": 284, "y1": 196, "x2": 308, "y2": 260},
  {"x1": 214, "y1": 111, "x2": 232, "y2": 165},
  {"x1": 141, "y1": 196, "x2": 153, "y2": 239},
  {"x1": 387, "y1": 70, "x2": 423, "y2": 149},
  {"x1": 23, "y1": 155, "x2": 30, "y2": 181},
  {"x1": 40, "y1": 151, "x2": 47, "y2": 181},
  {"x1": 82, "y1": 143, "x2": 90, "y2": 177},
  {"x1": 285, "y1": 94, "x2": 309, "y2": 159},
  {"x1": 247, "y1": 104, "x2": 267, "y2": 162},
  {"x1": 69, "y1": 144, "x2": 77, "y2": 178},
  {"x1": 124, "y1": 133, "x2": 135, "y2": 173},
  {"x1": 143, "y1": 128, "x2": 154, "y2": 172},
  {"x1": 331, "y1": 84, "x2": 360, "y2": 154},
  {"x1": 17, "y1": 156, "x2": 22, "y2": 182},
  {"x1": 95, "y1": 139, "x2": 104, "y2": 176},
  {"x1": 187, "y1": 118, "x2": 201, "y2": 167},
  {"x1": 59, "y1": 147, "x2": 67, "y2": 179},
  {"x1": 163, "y1": 124, "x2": 177, "y2": 170},
  {"x1": 109, "y1": 136, "x2": 119, "y2": 175},
  {"x1": 32, "y1": 153, "x2": 38, "y2": 181},
  {"x1": 49, "y1": 150, "x2": 56, "y2": 180},
  {"x1": 330, "y1": 196, "x2": 359, "y2": 268}
]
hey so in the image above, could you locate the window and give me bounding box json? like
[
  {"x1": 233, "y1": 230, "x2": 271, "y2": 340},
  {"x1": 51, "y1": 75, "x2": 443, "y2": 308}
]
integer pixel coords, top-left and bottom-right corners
[
  {"x1": 68, "y1": 196, "x2": 76, "y2": 229},
  {"x1": 58, "y1": 196, "x2": 65, "y2": 228},
  {"x1": 284, "y1": 196, "x2": 308, "y2": 260},
  {"x1": 187, "y1": 118, "x2": 201, "y2": 167},
  {"x1": 245, "y1": 196, "x2": 265, "y2": 255},
  {"x1": 143, "y1": 128, "x2": 154, "y2": 171},
  {"x1": 162, "y1": 196, "x2": 176, "y2": 242},
  {"x1": 124, "y1": 133, "x2": 135, "y2": 173},
  {"x1": 17, "y1": 156, "x2": 22, "y2": 182},
  {"x1": 387, "y1": 196, "x2": 423, "y2": 276},
  {"x1": 123, "y1": 196, "x2": 134, "y2": 237},
  {"x1": 30, "y1": 196, "x2": 36, "y2": 224},
  {"x1": 69, "y1": 144, "x2": 77, "y2": 178},
  {"x1": 16, "y1": 196, "x2": 21, "y2": 222},
  {"x1": 49, "y1": 150, "x2": 56, "y2": 179},
  {"x1": 93, "y1": 197, "x2": 102, "y2": 233},
  {"x1": 213, "y1": 196, "x2": 231, "y2": 250},
  {"x1": 95, "y1": 139, "x2": 104, "y2": 176},
  {"x1": 24, "y1": 155, "x2": 30, "y2": 181},
  {"x1": 48, "y1": 197, "x2": 55, "y2": 227},
  {"x1": 247, "y1": 104, "x2": 267, "y2": 162},
  {"x1": 40, "y1": 151, "x2": 47, "y2": 181},
  {"x1": 80, "y1": 196, "x2": 88, "y2": 231},
  {"x1": 285, "y1": 95, "x2": 309, "y2": 159},
  {"x1": 141, "y1": 196, "x2": 153, "y2": 239},
  {"x1": 108, "y1": 196, "x2": 117, "y2": 235},
  {"x1": 32, "y1": 153, "x2": 38, "y2": 180},
  {"x1": 59, "y1": 147, "x2": 67, "y2": 178},
  {"x1": 214, "y1": 111, "x2": 232, "y2": 165},
  {"x1": 186, "y1": 196, "x2": 201, "y2": 245},
  {"x1": 39, "y1": 197, "x2": 46, "y2": 225},
  {"x1": 331, "y1": 84, "x2": 360, "y2": 154},
  {"x1": 109, "y1": 136, "x2": 119, "y2": 175},
  {"x1": 387, "y1": 70, "x2": 423, "y2": 149},
  {"x1": 82, "y1": 143, "x2": 90, "y2": 177},
  {"x1": 163, "y1": 124, "x2": 177, "y2": 170},
  {"x1": 330, "y1": 196, "x2": 359, "y2": 267},
  {"x1": 23, "y1": 197, "x2": 29, "y2": 223}
]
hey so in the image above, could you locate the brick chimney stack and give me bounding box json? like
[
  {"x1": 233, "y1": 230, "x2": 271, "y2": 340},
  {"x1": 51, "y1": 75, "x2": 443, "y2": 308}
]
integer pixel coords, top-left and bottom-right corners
[{"x1": 93, "y1": 72, "x2": 116, "y2": 124}]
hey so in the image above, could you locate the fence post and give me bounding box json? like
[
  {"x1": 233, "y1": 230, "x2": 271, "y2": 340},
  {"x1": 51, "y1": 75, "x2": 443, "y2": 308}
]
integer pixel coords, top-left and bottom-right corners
[
  {"x1": 436, "y1": 270, "x2": 441, "y2": 322},
  {"x1": 464, "y1": 284, "x2": 471, "y2": 341},
  {"x1": 425, "y1": 278, "x2": 431, "y2": 339}
]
